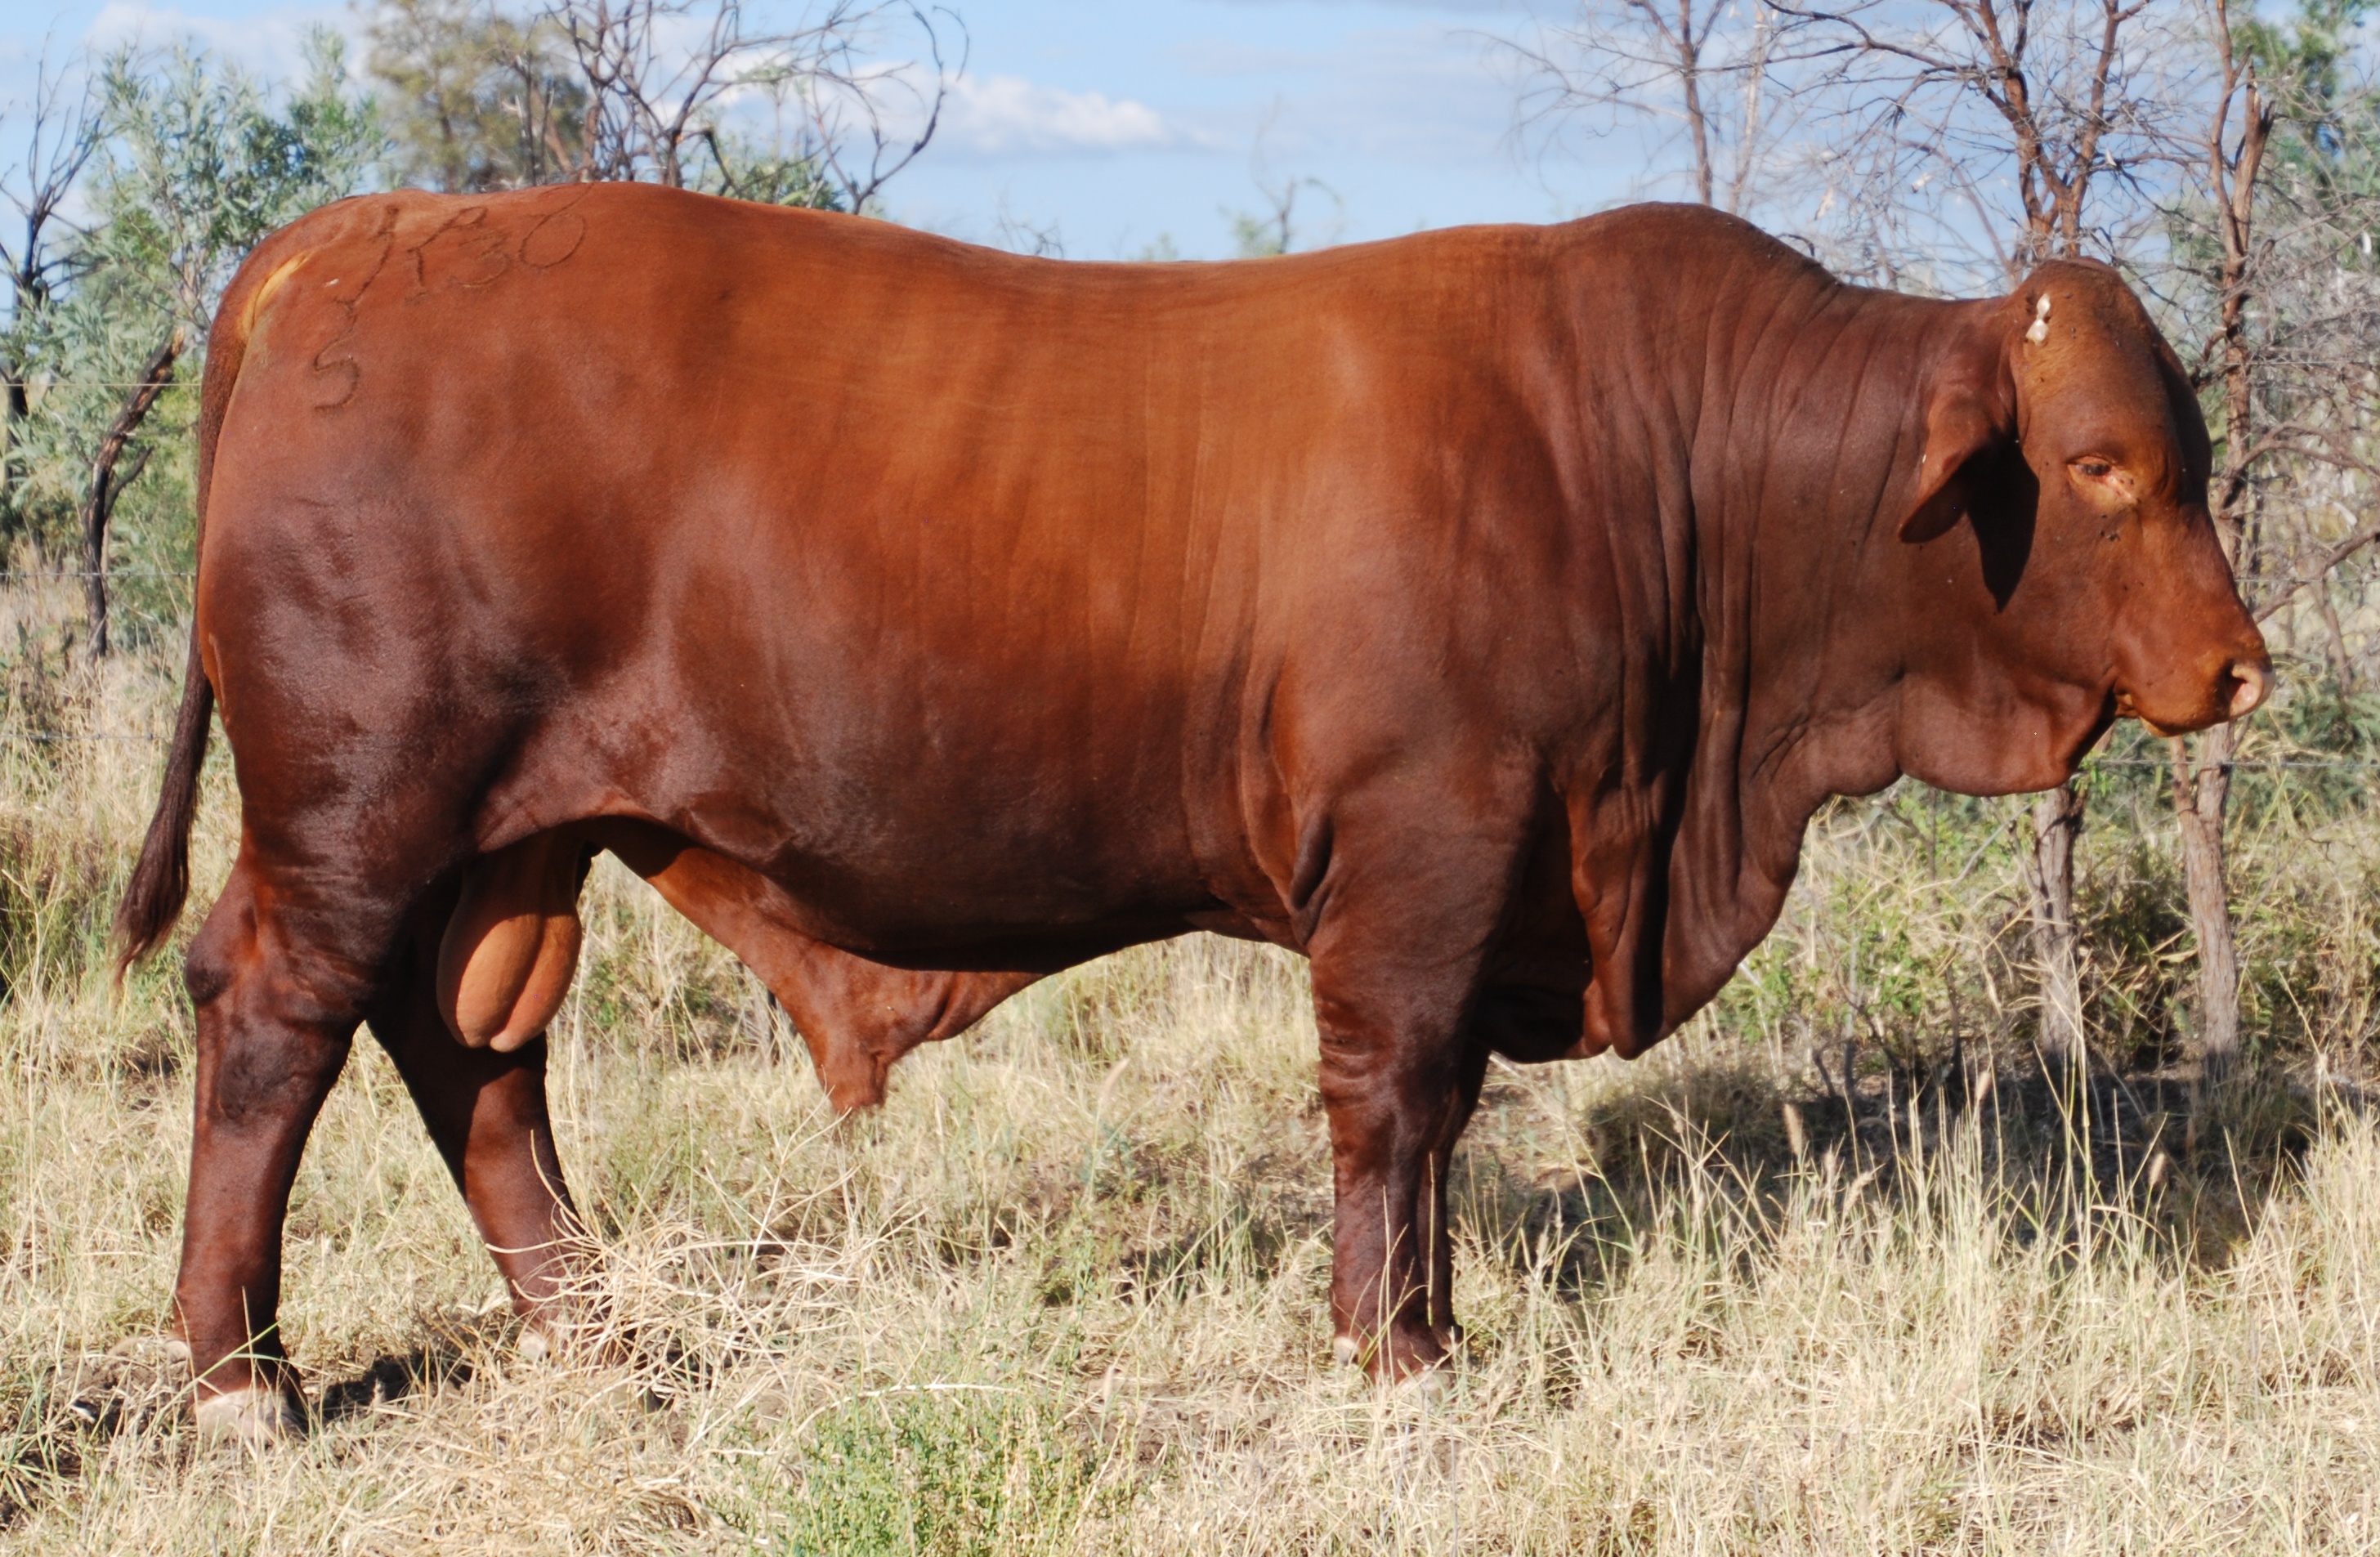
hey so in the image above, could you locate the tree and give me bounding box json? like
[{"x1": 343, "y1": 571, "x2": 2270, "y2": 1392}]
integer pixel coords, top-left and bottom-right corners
[
  {"x1": 2163, "y1": 0, "x2": 2380, "y2": 1088},
  {"x1": 6, "y1": 0, "x2": 966, "y2": 664},
  {"x1": 1227, "y1": 172, "x2": 1338, "y2": 258},
  {"x1": 364, "y1": 0, "x2": 959, "y2": 210},
  {"x1": 44, "y1": 35, "x2": 377, "y2": 655},
  {"x1": 1507, "y1": 0, "x2": 1808, "y2": 213},
  {"x1": 0, "y1": 51, "x2": 99, "y2": 551},
  {"x1": 1720, "y1": 0, "x2": 2194, "y2": 1076},
  {"x1": 1783, "y1": 0, "x2": 2194, "y2": 288},
  {"x1": 1501, "y1": 0, "x2": 2369, "y2": 1089},
  {"x1": 545, "y1": 0, "x2": 960, "y2": 208},
  {"x1": 2163, "y1": 0, "x2": 2274, "y2": 1089},
  {"x1": 368, "y1": 0, "x2": 588, "y2": 190},
  {"x1": 1220, "y1": 109, "x2": 1340, "y2": 258}
]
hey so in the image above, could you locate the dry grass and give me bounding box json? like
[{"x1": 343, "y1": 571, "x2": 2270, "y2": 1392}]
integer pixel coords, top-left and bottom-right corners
[{"x1": 0, "y1": 625, "x2": 2378, "y2": 1553}]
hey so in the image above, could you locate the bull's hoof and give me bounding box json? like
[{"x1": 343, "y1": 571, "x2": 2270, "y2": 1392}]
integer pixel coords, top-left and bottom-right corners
[
  {"x1": 1331, "y1": 1326, "x2": 1460, "y2": 1387},
  {"x1": 512, "y1": 1304, "x2": 627, "y2": 1368},
  {"x1": 194, "y1": 1383, "x2": 305, "y2": 1446},
  {"x1": 1398, "y1": 1364, "x2": 1448, "y2": 1401},
  {"x1": 516, "y1": 1315, "x2": 584, "y2": 1365}
]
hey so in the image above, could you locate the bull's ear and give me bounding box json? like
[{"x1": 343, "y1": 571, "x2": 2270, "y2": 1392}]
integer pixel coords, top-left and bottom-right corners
[
  {"x1": 1900, "y1": 321, "x2": 2018, "y2": 542},
  {"x1": 1900, "y1": 398, "x2": 2007, "y2": 543}
]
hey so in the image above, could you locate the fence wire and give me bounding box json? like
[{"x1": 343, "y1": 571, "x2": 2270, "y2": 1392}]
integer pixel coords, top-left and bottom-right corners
[{"x1": 0, "y1": 570, "x2": 195, "y2": 581}]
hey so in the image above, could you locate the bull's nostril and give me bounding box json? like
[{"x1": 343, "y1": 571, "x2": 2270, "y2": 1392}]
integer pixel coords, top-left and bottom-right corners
[{"x1": 2226, "y1": 660, "x2": 2268, "y2": 720}]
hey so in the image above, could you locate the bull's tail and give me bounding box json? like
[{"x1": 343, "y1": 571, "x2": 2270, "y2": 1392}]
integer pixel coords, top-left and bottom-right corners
[
  {"x1": 114, "y1": 636, "x2": 213, "y2": 973},
  {"x1": 113, "y1": 227, "x2": 295, "y2": 975}
]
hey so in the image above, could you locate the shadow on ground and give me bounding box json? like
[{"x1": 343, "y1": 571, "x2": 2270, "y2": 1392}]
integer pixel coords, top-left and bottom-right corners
[{"x1": 1453, "y1": 1041, "x2": 2351, "y2": 1304}]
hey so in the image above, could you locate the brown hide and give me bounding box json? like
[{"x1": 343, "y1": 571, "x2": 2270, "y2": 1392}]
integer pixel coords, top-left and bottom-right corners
[{"x1": 123, "y1": 187, "x2": 2266, "y2": 1405}]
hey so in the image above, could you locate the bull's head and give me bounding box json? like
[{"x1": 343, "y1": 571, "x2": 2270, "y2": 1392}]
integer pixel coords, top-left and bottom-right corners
[{"x1": 1886, "y1": 258, "x2": 2270, "y2": 794}]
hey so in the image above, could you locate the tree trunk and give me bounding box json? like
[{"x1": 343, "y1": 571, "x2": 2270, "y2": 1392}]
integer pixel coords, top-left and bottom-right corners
[
  {"x1": 2027, "y1": 781, "x2": 2087, "y2": 1077},
  {"x1": 1, "y1": 366, "x2": 26, "y2": 544},
  {"x1": 2171, "y1": 727, "x2": 2241, "y2": 1085},
  {"x1": 2316, "y1": 584, "x2": 2355, "y2": 702},
  {"x1": 2183, "y1": 11, "x2": 2265, "y2": 1102},
  {"x1": 79, "y1": 331, "x2": 181, "y2": 662}
]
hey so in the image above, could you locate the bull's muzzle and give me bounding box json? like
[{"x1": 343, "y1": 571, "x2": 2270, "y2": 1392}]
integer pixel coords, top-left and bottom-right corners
[
  {"x1": 2114, "y1": 642, "x2": 2271, "y2": 737},
  {"x1": 2222, "y1": 656, "x2": 2268, "y2": 721}
]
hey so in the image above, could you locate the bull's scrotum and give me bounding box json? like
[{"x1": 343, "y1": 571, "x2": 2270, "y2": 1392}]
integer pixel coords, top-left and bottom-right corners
[{"x1": 436, "y1": 832, "x2": 585, "y2": 1053}]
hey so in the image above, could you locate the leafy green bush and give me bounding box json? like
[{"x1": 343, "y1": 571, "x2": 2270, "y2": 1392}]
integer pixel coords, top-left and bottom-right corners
[{"x1": 776, "y1": 1389, "x2": 1120, "y2": 1556}]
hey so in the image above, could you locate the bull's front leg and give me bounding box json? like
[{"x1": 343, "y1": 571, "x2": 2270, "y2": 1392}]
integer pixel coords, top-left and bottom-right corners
[
  {"x1": 1300, "y1": 808, "x2": 1517, "y2": 1384},
  {"x1": 1312, "y1": 975, "x2": 1491, "y2": 1381}
]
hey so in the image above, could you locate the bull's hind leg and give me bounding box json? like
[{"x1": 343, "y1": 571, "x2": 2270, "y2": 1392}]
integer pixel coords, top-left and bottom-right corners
[
  {"x1": 366, "y1": 891, "x2": 582, "y2": 1354},
  {"x1": 176, "y1": 860, "x2": 391, "y2": 1443},
  {"x1": 178, "y1": 830, "x2": 588, "y2": 1442}
]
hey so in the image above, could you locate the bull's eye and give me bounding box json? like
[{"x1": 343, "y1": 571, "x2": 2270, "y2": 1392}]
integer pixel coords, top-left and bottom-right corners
[{"x1": 2066, "y1": 458, "x2": 2135, "y2": 512}]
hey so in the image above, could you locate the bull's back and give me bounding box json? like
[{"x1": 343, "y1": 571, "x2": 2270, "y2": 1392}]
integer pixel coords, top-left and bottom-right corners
[{"x1": 205, "y1": 186, "x2": 1585, "y2": 942}]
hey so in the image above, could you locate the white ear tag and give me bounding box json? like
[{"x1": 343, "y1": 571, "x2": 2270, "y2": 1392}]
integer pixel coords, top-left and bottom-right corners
[{"x1": 2025, "y1": 293, "x2": 2051, "y2": 345}]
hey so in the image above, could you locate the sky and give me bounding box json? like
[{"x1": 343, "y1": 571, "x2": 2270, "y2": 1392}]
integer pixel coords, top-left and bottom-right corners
[{"x1": 1, "y1": 0, "x2": 1649, "y2": 259}]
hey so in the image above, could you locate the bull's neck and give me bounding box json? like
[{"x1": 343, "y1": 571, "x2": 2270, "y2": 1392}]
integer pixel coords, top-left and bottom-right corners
[
  {"x1": 1632, "y1": 271, "x2": 1986, "y2": 1020},
  {"x1": 1710, "y1": 284, "x2": 1980, "y2": 789}
]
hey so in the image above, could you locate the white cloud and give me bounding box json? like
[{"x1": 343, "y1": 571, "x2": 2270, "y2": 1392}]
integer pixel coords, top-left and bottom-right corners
[{"x1": 942, "y1": 74, "x2": 1188, "y2": 157}]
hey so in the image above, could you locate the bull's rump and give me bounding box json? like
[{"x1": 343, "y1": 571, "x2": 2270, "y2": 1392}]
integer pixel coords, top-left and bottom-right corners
[{"x1": 204, "y1": 185, "x2": 1588, "y2": 950}]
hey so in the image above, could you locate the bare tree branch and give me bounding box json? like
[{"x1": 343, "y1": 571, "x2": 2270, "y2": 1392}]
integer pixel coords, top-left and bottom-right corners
[
  {"x1": 542, "y1": 0, "x2": 960, "y2": 208},
  {"x1": 1498, "y1": 0, "x2": 1812, "y2": 214},
  {"x1": 78, "y1": 328, "x2": 180, "y2": 660},
  {"x1": 1, "y1": 50, "x2": 101, "y2": 530}
]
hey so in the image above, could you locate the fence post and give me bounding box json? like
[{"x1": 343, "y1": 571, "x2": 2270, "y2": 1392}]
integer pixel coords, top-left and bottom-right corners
[
  {"x1": 2027, "y1": 781, "x2": 2087, "y2": 1079},
  {"x1": 2171, "y1": 727, "x2": 2242, "y2": 1089}
]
